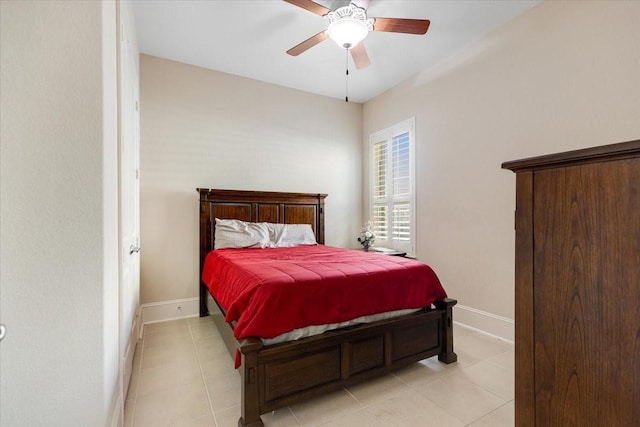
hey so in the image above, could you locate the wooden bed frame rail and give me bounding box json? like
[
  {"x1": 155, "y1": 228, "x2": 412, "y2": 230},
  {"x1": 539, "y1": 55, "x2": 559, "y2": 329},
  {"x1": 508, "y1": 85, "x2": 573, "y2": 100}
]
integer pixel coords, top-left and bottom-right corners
[
  {"x1": 197, "y1": 188, "x2": 457, "y2": 427},
  {"x1": 238, "y1": 299, "x2": 457, "y2": 426}
]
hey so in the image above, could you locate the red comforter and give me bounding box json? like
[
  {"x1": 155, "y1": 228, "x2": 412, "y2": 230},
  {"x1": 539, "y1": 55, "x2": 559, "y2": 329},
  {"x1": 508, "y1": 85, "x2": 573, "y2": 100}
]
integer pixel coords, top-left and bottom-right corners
[{"x1": 201, "y1": 245, "x2": 447, "y2": 340}]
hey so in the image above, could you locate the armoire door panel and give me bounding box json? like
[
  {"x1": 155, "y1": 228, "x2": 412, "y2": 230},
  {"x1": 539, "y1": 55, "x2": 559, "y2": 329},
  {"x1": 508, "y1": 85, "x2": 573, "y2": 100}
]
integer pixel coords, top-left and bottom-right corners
[{"x1": 533, "y1": 158, "x2": 640, "y2": 426}]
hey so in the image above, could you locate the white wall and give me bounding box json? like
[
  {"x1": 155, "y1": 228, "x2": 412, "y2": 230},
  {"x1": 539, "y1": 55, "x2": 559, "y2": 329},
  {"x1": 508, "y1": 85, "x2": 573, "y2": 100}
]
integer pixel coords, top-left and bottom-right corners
[
  {"x1": 363, "y1": 0, "x2": 640, "y2": 337},
  {"x1": 0, "y1": 1, "x2": 120, "y2": 425},
  {"x1": 139, "y1": 55, "x2": 362, "y2": 305}
]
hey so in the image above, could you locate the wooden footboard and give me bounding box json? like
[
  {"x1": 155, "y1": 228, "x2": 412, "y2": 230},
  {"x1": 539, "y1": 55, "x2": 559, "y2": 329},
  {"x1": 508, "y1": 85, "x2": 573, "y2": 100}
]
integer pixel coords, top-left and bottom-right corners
[{"x1": 237, "y1": 298, "x2": 457, "y2": 427}]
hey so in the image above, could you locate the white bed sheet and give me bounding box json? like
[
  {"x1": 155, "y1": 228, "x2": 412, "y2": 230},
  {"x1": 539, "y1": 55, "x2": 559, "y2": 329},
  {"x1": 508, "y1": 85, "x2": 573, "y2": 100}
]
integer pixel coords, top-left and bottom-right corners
[{"x1": 206, "y1": 293, "x2": 422, "y2": 346}]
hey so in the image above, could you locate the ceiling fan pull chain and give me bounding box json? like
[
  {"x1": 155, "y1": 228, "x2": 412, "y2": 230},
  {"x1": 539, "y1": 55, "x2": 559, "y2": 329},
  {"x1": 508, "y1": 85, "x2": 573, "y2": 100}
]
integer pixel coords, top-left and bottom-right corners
[{"x1": 345, "y1": 49, "x2": 349, "y2": 103}]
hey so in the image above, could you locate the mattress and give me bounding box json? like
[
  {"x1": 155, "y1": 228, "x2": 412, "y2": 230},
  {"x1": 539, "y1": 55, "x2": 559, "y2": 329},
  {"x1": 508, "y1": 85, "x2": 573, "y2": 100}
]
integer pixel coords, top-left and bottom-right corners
[{"x1": 201, "y1": 245, "x2": 447, "y2": 341}]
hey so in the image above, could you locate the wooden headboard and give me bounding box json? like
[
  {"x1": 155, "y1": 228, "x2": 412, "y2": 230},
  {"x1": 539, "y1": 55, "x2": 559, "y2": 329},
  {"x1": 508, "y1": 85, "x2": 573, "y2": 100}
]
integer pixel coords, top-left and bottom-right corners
[{"x1": 197, "y1": 188, "x2": 328, "y2": 316}]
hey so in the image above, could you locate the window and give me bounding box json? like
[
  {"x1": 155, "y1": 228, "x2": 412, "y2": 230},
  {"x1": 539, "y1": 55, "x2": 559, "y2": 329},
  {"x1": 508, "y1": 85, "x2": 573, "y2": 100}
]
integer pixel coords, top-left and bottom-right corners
[{"x1": 369, "y1": 118, "x2": 415, "y2": 255}]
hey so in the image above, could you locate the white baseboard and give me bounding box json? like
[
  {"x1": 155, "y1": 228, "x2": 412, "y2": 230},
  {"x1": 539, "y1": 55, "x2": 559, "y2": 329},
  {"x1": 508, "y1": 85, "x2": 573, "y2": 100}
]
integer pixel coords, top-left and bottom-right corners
[
  {"x1": 140, "y1": 297, "x2": 199, "y2": 325},
  {"x1": 139, "y1": 298, "x2": 513, "y2": 343},
  {"x1": 123, "y1": 307, "x2": 143, "y2": 401},
  {"x1": 453, "y1": 304, "x2": 514, "y2": 343},
  {"x1": 135, "y1": 306, "x2": 143, "y2": 340},
  {"x1": 108, "y1": 386, "x2": 123, "y2": 427}
]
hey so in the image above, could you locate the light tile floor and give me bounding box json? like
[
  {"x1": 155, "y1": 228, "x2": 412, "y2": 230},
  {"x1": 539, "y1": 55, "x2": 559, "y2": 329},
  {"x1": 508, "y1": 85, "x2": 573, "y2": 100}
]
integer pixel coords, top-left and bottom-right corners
[{"x1": 124, "y1": 316, "x2": 514, "y2": 427}]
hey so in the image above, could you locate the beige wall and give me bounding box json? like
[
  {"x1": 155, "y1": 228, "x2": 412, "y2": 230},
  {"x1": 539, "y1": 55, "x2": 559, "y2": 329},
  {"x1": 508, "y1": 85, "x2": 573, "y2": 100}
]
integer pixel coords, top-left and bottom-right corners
[
  {"x1": 139, "y1": 55, "x2": 362, "y2": 304},
  {"x1": 363, "y1": 0, "x2": 640, "y2": 323},
  {"x1": 0, "y1": 1, "x2": 120, "y2": 425}
]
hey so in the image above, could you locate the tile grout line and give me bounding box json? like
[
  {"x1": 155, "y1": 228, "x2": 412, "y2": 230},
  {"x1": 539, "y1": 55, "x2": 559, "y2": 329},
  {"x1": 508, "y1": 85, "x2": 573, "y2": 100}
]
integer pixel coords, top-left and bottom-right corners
[
  {"x1": 346, "y1": 378, "x2": 410, "y2": 412},
  {"x1": 390, "y1": 367, "x2": 448, "y2": 388},
  {"x1": 342, "y1": 386, "x2": 367, "y2": 409},
  {"x1": 286, "y1": 406, "x2": 303, "y2": 426},
  {"x1": 187, "y1": 320, "x2": 220, "y2": 427},
  {"x1": 456, "y1": 350, "x2": 514, "y2": 403},
  {"x1": 464, "y1": 399, "x2": 514, "y2": 426},
  {"x1": 483, "y1": 348, "x2": 515, "y2": 370},
  {"x1": 401, "y1": 355, "x2": 510, "y2": 426}
]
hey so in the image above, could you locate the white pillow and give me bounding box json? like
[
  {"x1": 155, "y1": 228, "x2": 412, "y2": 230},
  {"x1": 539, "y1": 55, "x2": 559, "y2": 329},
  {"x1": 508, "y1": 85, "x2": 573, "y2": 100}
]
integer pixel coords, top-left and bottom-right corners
[
  {"x1": 214, "y1": 218, "x2": 270, "y2": 249},
  {"x1": 267, "y1": 223, "x2": 317, "y2": 247}
]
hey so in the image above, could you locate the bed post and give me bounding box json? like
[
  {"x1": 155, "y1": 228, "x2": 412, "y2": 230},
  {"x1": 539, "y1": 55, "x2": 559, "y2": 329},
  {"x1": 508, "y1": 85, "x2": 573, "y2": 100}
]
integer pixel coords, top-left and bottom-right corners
[
  {"x1": 238, "y1": 338, "x2": 264, "y2": 427},
  {"x1": 198, "y1": 193, "x2": 212, "y2": 317},
  {"x1": 199, "y1": 284, "x2": 208, "y2": 317},
  {"x1": 435, "y1": 298, "x2": 458, "y2": 364}
]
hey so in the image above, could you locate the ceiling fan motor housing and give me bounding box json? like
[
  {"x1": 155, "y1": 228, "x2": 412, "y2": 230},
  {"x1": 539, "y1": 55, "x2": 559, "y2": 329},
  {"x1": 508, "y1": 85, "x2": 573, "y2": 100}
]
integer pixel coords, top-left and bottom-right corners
[{"x1": 326, "y1": 4, "x2": 374, "y2": 49}]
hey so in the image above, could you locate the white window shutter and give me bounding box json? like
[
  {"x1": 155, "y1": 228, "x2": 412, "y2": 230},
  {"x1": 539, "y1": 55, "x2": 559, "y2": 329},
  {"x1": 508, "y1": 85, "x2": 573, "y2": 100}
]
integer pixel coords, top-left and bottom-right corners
[{"x1": 368, "y1": 118, "x2": 415, "y2": 255}]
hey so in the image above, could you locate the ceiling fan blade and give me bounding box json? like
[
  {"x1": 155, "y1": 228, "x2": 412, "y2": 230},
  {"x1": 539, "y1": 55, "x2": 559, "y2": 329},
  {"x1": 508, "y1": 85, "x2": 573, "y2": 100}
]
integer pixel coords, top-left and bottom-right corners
[
  {"x1": 350, "y1": 42, "x2": 370, "y2": 69},
  {"x1": 283, "y1": 0, "x2": 331, "y2": 16},
  {"x1": 287, "y1": 31, "x2": 329, "y2": 56},
  {"x1": 373, "y1": 17, "x2": 431, "y2": 35}
]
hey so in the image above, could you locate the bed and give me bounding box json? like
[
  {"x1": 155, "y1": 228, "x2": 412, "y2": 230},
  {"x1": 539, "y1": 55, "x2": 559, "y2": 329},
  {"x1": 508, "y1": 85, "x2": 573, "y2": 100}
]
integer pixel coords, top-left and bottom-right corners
[{"x1": 198, "y1": 188, "x2": 457, "y2": 427}]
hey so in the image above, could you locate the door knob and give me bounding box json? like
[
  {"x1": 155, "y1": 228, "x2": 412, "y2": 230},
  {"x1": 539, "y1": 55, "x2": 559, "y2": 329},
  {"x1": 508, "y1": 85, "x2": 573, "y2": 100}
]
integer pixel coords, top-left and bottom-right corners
[{"x1": 0, "y1": 324, "x2": 6, "y2": 341}]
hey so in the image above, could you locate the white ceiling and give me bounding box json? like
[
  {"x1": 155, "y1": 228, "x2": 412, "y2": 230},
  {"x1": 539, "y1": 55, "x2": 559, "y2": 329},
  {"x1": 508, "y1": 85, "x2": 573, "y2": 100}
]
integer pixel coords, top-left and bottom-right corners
[{"x1": 132, "y1": 0, "x2": 540, "y2": 103}]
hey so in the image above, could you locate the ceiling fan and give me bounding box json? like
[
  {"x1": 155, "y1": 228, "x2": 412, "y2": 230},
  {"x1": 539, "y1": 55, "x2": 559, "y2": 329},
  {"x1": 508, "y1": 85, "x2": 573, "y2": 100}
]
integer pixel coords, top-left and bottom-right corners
[{"x1": 284, "y1": 0, "x2": 431, "y2": 70}]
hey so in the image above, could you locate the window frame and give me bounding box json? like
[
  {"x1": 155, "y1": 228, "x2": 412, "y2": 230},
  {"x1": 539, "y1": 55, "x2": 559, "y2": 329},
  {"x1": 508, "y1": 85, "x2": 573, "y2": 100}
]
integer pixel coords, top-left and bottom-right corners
[{"x1": 368, "y1": 117, "x2": 416, "y2": 256}]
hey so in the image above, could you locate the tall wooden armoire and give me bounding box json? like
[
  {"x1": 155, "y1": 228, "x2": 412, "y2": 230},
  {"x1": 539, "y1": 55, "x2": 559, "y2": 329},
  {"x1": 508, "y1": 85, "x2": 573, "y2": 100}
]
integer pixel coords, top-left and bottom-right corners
[{"x1": 502, "y1": 140, "x2": 640, "y2": 426}]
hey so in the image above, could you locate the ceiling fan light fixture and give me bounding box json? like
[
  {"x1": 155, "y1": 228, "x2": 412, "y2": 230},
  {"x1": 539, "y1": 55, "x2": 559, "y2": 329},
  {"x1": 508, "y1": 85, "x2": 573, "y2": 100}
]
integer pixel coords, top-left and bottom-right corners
[{"x1": 326, "y1": 4, "x2": 372, "y2": 50}]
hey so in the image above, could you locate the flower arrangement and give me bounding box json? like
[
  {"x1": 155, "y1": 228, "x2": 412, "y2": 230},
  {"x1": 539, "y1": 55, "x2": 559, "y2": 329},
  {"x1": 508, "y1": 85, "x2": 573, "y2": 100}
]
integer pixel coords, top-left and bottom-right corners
[{"x1": 357, "y1": 220, "x2": 375, "y2": 251}]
